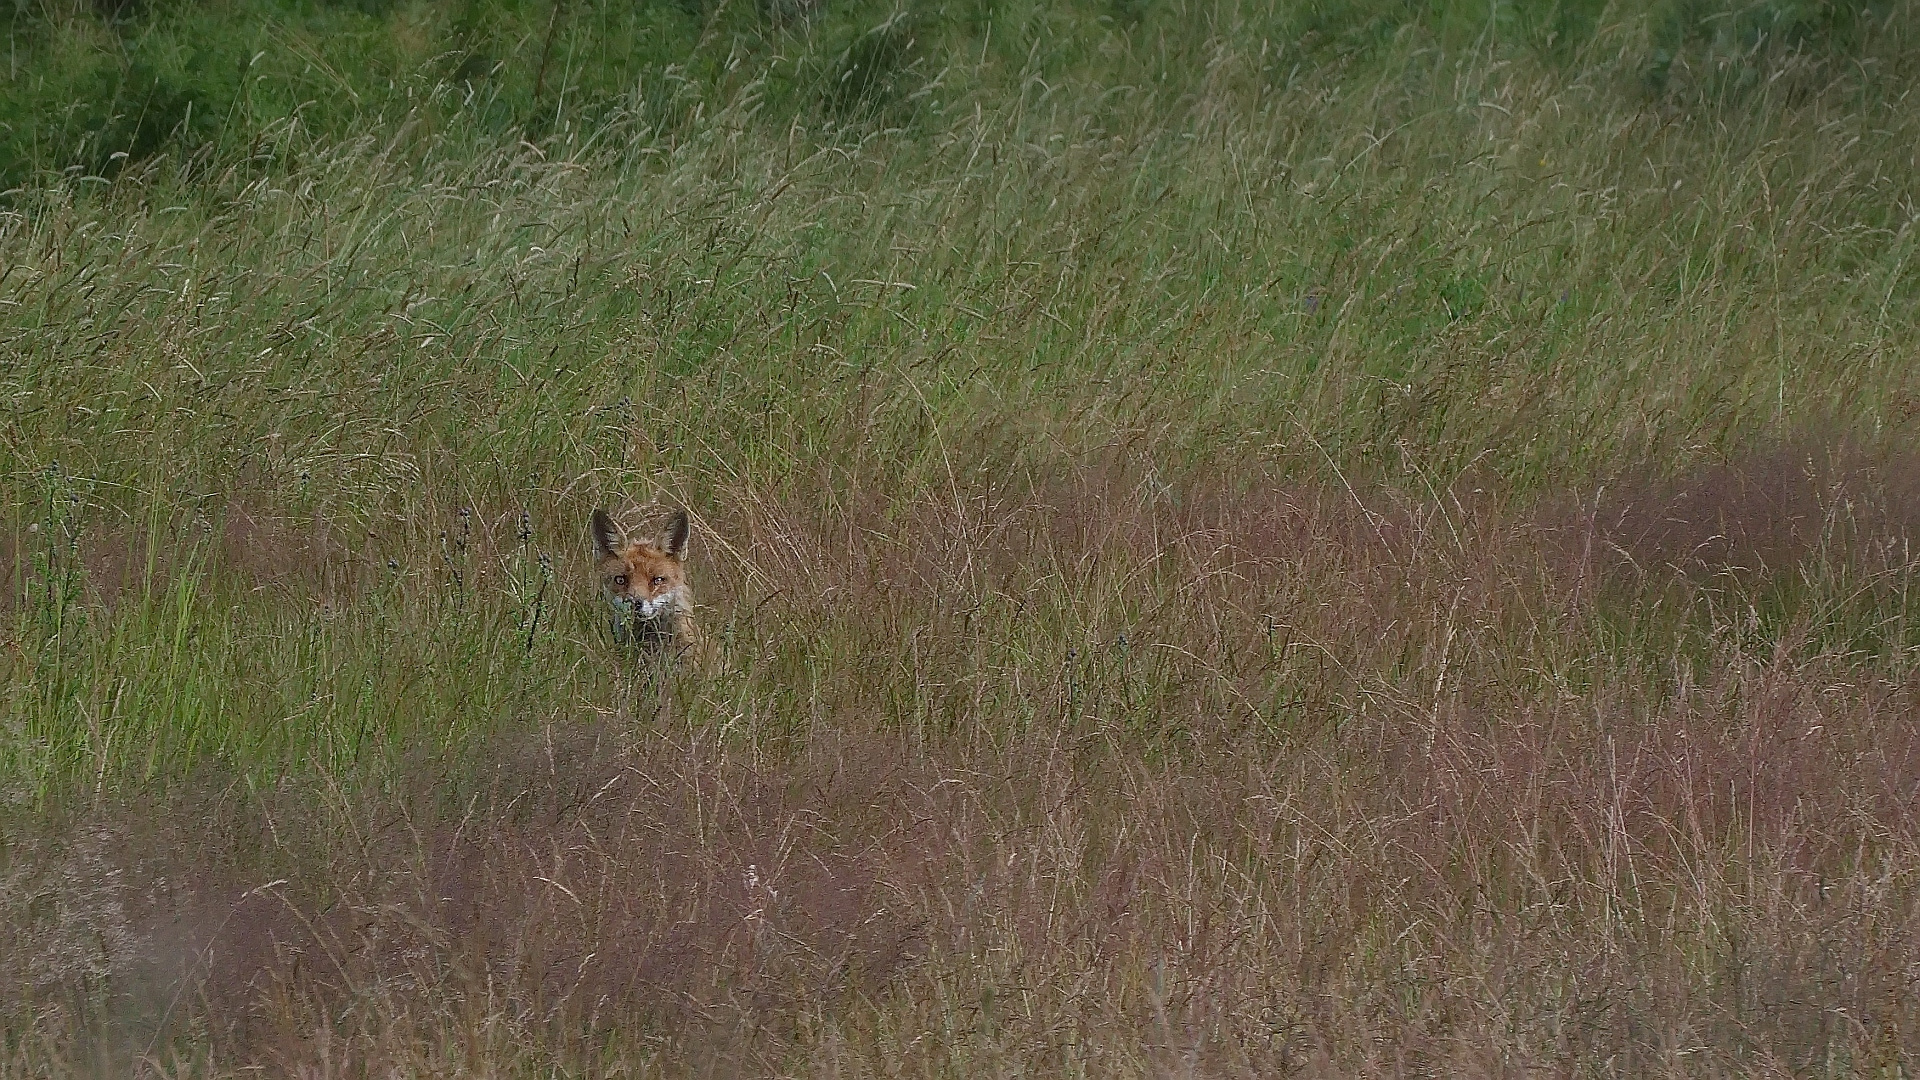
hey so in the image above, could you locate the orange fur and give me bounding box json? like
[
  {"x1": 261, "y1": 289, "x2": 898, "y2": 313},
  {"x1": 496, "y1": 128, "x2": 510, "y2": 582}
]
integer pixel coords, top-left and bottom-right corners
[{"x1": 591, "y1": 508, "x2": 703, "y2": 659}]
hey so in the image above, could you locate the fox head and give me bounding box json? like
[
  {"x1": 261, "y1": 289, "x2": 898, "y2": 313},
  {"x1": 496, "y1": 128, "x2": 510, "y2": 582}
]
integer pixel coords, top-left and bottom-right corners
[{"x1": 591, "y1": 508, "x2": 692, "y2": 627}]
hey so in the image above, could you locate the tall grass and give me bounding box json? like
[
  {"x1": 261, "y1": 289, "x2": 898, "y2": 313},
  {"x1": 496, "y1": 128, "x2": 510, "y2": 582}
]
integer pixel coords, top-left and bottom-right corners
[{"x1": 4, "y1": 0, "x2": 1920, "y2": 1074}]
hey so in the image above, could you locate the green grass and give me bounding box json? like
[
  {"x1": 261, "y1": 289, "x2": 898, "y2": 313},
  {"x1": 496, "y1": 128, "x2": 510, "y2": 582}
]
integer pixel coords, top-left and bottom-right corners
[{"x1": 5, "y1": 0, "x2": 1920, "y2": 1074}]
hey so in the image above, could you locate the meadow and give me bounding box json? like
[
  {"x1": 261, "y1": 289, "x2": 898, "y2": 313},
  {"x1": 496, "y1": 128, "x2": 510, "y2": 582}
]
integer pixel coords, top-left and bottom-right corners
[{"x1": 4, "y1": 0, "x2": 1920, "y2": 1073}]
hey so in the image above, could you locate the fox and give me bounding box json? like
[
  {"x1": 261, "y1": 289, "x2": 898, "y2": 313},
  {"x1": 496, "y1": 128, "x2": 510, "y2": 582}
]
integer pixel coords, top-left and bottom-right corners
[{"x1": 591, "y1": 507, "x2": 703, "y2": 659}]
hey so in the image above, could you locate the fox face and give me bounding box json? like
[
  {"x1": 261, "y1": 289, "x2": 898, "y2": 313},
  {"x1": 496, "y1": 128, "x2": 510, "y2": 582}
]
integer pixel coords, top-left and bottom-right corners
[{"x1": 591, "y1": 508, "x2": 695, "y2": 650}]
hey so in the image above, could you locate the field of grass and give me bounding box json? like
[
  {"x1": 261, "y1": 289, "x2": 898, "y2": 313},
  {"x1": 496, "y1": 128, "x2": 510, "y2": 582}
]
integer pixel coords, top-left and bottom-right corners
[{"x1": 5, "y1": 0, "x2": 1920, "y2": 1073}]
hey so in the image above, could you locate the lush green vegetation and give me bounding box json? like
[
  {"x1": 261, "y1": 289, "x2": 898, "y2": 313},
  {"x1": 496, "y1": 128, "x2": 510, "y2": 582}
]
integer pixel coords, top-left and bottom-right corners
[
  {"x1": 4, "y1": 0, "x2": 1920, "y2": 1073},
  {"x1": 3, "y1": 0, "x2": 1902, "y2": 189}
]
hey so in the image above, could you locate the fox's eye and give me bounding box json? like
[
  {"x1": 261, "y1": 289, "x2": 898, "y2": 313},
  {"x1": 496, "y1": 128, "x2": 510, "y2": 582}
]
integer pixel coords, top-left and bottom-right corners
[
  {"x1": 611, "y1": 574, "x2": 628, "y2": 588},
  {"x1": 650, "y1": 576, "x2": 668, "y2": 587}
]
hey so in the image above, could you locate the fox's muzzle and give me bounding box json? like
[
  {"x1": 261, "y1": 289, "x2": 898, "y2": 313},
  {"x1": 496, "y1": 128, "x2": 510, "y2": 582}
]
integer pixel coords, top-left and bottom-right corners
[
  {"x1": 606, "y1": 591, "x2": 680, "y2": 636},
  {"x1": 610, "y1": 594, "x2": 673, "y2": 619}
]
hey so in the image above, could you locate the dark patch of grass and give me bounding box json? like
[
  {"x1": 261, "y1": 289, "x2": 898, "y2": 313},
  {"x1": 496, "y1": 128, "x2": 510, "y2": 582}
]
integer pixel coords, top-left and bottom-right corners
[
  {"x1": 1646, "y1": 0, "x2": 1907, "y2": 103},
  {"x1": 825, "y1": 11, "x2": 919, "y2": 117}
]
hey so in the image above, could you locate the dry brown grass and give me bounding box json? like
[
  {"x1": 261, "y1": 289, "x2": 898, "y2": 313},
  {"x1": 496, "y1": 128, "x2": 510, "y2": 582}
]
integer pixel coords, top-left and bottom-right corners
[{"x1": 7, "y1": 445, "x2": 1919, "y2": 1077}]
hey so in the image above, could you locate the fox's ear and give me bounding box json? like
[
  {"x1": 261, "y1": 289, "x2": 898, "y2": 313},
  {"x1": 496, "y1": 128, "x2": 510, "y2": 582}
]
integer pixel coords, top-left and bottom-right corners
[
  {"x1": 661, "y1": 509, "x2": 691, "y2": 560},
  {"x1": 591, "y1": 509, "x2": 622, "y2": 559}
]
